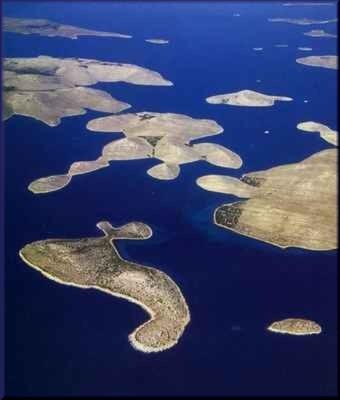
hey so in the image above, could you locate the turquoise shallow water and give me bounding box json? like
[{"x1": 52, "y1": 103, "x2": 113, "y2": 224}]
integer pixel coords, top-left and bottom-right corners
[{"x1": 4, "y1": 1, "x2": 338, "y2": 396}]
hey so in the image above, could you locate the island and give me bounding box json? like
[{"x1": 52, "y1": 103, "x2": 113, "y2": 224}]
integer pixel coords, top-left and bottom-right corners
[
  {"x1": 268, "y1": 17, "x2": 337, "y2": 25},
  {"x1": 28, "y1": 174, "x2": 72, "y2": 194},
  {"x1": 196, "y1": 149, "x2": 337, "y2": 251},
  {"x1": 3, "y1": 17, "x2": 132, "y2": 39},
  {"x1": 3, "y1": 56, "x2": 173, "y2": 126},
  {"x1": 28, "y1": 158, "x2": 110, "y2": 193},
  {"x1": 298, "y1": 47, "x2": 313, "y2": 51},
  {"x1": 147, "y1": 163, "x2": 180, "y2": 180},
  {"x1": 283, "y1": 2, "x2": 334, "y2": 6},
  {"x1": 19, "y1": 220, "x2": 190, "y2": 353},
  {"x1": 297, "y1": 121, "x2": 338, "y2": 146},
  {"x1": 145, "y1": 39, "x2": 169, "y2": 44},
  {"x1": 296, "y1": 55, "x2": 337, "y2": 69},
  {"x1": 206, "y1": 90, "x2": 293, "y2": 107},
  {"x1": 304, "y1": 29, "x2": 337, "y2": 38},
  {"x1": 86, "y1": 111, "x2": 223, "y2": 140},
  {"x1": 28, "y1": 112, "x2": 242, "y2": 193},
  {"x1": 267, "y1": 319, "x2": 322, "y2": 335}
]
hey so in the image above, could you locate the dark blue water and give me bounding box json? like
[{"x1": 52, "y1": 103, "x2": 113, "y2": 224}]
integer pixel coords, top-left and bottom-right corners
[{"x1": 4, "y1": 1, "x2": 338, "y2": 396}]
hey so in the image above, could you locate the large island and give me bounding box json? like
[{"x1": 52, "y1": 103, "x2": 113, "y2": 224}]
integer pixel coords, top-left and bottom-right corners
[
  {"x1": 29, "y1": 111, "x2": 243, "y2": 192},
  {"x1": 3, "y1": 17, "x2": 132, "y2": 39},
  {"x1": 197, "y1": 148, "x2": 337, "y2": 251},
  {"x1": 20, "y1": 221, "x2": 190, "y2": 353},
  {"x1": 3, "y1": 56, "x2": 173, "y2": 126},
  {"x1": 296, "y1": 55, "x2": 338, "y2": 70},
  {"x1": 268, "y1": 17, "x2": 337, "y2": 25}
]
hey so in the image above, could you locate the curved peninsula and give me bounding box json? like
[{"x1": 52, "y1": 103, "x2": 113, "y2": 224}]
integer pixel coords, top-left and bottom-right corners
[
  {"x1": 267, "y1": 319, "x2": 322, "y2": 335},
  {"x1": 297, "y1": 121, "x2": 338, "y2": 146},
  {"x1": 19, "y1": 221, "x2": 190, "y2": 353},
  {"x1": 28, "y1": 158, "x2": 110, "y2": 193},
  {"x1": 206, "y1": 90, "x2": 293, "y2": 107},
  {"x1": 3, "y1": 17, "x2": 132, "y2": 39},
  {"x1": 197, "y1": 149, "x2": 337, "y2": 251}
]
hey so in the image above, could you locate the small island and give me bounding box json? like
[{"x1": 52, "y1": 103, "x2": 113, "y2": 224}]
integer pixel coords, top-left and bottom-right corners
[
  {"x1": 29, "y1": 112, "x2": 242, "y2": 192},
  {"x1": 283, "y1": 2, "x2": 334, "y2": 6},
  {"x1": 296, "y1": 55, "x2": 337, "y2": 69},
  {"x1": 196, "y1": 149, "x2": 337, "y2": 251},
  {"x1": 268, "y1": 17, "x2": 337, "y2": 25},
  {"x1": 297, "y1": 121, "x2": 338, "y2": 146},
  {"x1": 304, "y1": 29, "x2": 337, "y2": 38},
  {"x1": 19, "y1": 220, "x2": 190, "y2": 353},
  {"x1": 298, "y1": 47, "x2": 313, "y2": 51},
  {"x1": 145, "y1": 38, "x2": 169, "y2": 44},
  {"x1": 3, "y1": 56, "x2": 173, "y2": 126},
  {"x1": 267, "y1": 319, "x2": 322, "y2": 335},
  {"x1": 206, "y1": 90, "x2": 293, "y2": 107},
  {"x1": 3, "y1": 17, "x2": 132, "y2": 39}
]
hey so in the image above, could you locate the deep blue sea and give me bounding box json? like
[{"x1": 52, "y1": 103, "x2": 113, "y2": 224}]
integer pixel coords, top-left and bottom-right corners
[{"x1": 4, "y1": 1, "x2": 338, "y2": 396}]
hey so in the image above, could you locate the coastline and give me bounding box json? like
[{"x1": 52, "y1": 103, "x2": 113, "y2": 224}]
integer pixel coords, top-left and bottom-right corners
[{"x1": 213, "y1": 204, "x2": 337, "y2": 252}]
